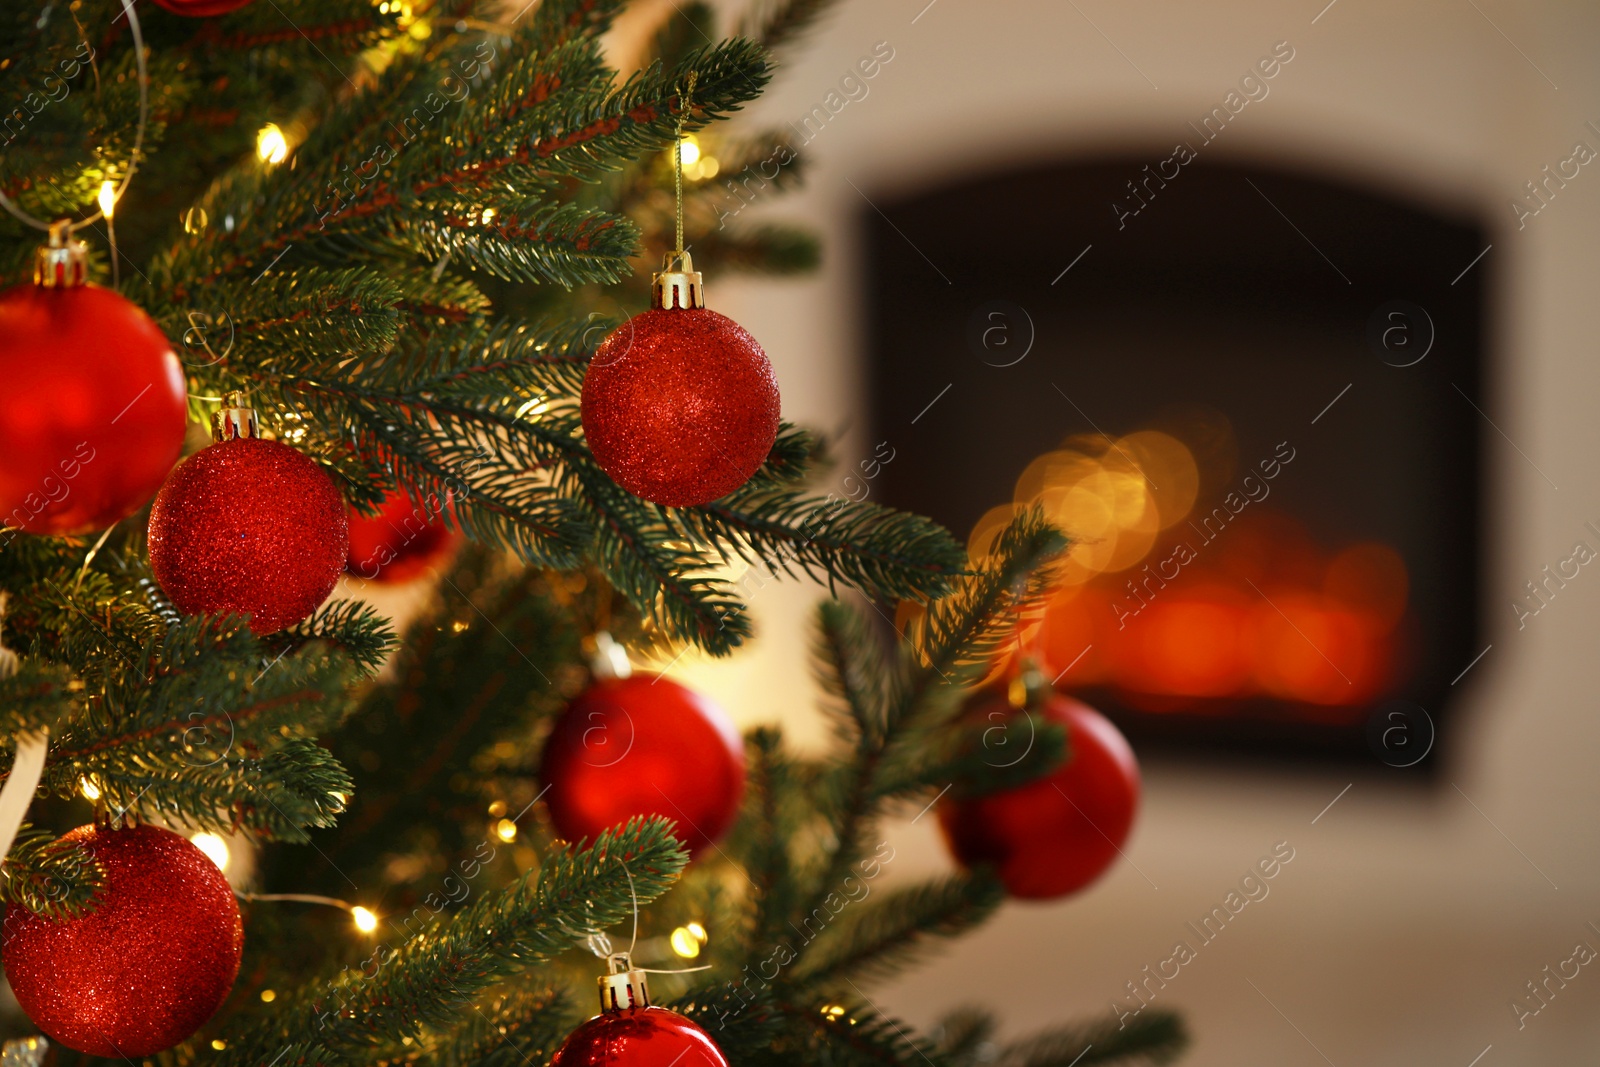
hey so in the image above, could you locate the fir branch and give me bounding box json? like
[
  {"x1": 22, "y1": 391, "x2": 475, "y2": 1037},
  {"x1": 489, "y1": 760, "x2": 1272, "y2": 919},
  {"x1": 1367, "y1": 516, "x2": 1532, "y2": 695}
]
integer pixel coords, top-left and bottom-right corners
[
  {"x1": 34, "y1": 614, "x2": 362, "y2": 838},
  {"x1": 0, "y1": 824, "x2": 104, "y2": 921},
  {"x1": 697, "y1": 222, "x2": 820, "y2": 275},
  {"x1": 791, "y1": 873, "x2": 1004, "y2": 986},
  {"x1": 522, "y1": 0, "x2": 631, "y2": 56},
  {"x1": 266, "y1": 598, "x2": 397, "y2": 678},
  {"x1": 200, "y1": 268, "x2": 410, "y2": 363},
  {"x1": 679, "y1": 489, "x2": 965, "y2": 604},
  {"x1": 436, "y1": 987, "x2": 572, "y2": 1067},
  {"x1": 407, "y1": 201, "x2": 639, "y2": 287},
  {"x1": 813, "y1": 599, "x2": 888, "y2": 747},
  {"x1": 649, "y1": 2, "x2": 718, "y2": 71},
  {"x1": 931, "y1": 1008, "x2": 998, "y2": 1067},
  {"x1": 887, "y1": 509, "x2": 1066, "y2": 729},
  {"x1": 576, "y1": 467, "x2": 750, "y2": 654},
  {"x1": 875, "y1": 710, "x2": 1068, "y2": 805},
  {"x1": 17, "y1": 570, "x2": 163, "y2": 685},
  {"x1": 0, "y1": 661, "x2": 78, "y2": 738},
  {"x1": 736, "y1": 0, "x2": 846, "y2": 53},
  {"x1": 992, "y1": 1011, "x2": 1188, "y2": 1067},
  {"x1": 730, "y1": 728, "x2": 800, "y2": 952},
  {"x1": 797, "y1": 512, "x2": 1064, "y2": 934},
  {"x1": 181, "y1": 0, "x2": 401, "y2": 57},
  {"x1": 98, "y1": 737, "x2": 355, "y2": 843},
  {"x1": 775, "y1": 999, "x2": 955, "y2": 1067},
  {"x1": 668, "y1": 983, "x2": 790, "y2": 1062},
  {"x1": 747, "y1": 422, "x2": 824, "y2": 487},
  {"x1": 251, "y1": 817, "x2": 688, "y2": 1054},
  {"x1": 299, "y1": 548, "x2": 578, "y2": 893}
]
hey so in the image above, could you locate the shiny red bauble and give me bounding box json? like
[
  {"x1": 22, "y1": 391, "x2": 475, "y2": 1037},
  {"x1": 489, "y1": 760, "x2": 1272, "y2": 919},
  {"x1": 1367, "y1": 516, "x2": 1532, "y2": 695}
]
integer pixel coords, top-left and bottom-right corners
[
  {"x1": 581, "y1": 308, "x2": 780, "y2": 507},
  {"x1": 0, "y1": 283, "x2": 187, "y2": 535},
  {"x1": 539, "y1": 674, "x2": 744, "y2": 857},
  {"x1": 2, "y1": 824, "x2": 243, "y2": 1057},
  {"x1": 550, "y1": 1006, "x2": 729, "y2": 1067},
  {"x1": 148, "y1": 437, "x2": 349, "y2": 634},
  {"x1": 939, "y1": 691, "x2": 1140, "y2": 899},
  {"x1": 346, "y1": 489, "x2": 461, "y2": 584},
  {"x1": 151, "y1": 0, "x2": 255, "y2": 14}
]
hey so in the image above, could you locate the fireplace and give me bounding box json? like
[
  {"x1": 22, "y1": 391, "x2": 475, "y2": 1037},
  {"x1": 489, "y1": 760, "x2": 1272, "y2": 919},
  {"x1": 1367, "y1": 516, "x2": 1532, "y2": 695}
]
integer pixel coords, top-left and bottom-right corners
[{"x1": 863, "y1": 156, "x2": 1487, "y2": 769}]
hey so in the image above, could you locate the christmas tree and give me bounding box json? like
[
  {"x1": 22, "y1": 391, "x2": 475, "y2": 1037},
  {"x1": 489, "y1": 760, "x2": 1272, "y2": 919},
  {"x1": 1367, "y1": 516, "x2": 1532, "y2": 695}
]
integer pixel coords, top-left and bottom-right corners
[{"x1": 0, "y1": 3, "x2": 1184, "y2": 1067}]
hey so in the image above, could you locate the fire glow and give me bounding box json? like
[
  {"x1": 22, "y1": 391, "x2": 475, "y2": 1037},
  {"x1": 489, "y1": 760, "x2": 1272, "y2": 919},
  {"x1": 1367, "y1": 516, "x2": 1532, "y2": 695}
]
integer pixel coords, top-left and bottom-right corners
[{"x1": 971, "y1": 413, "x2": 1414, "y2": 716}]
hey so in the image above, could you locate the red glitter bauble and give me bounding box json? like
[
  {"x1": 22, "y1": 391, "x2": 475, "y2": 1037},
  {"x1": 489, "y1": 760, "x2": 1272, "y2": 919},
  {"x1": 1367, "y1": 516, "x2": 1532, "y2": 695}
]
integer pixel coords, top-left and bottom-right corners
[
  {"x1": 938, "y1": 691, "x2": 1140, "y2": 900},
  {"x1": 581, "y1": 308, "x2": 780, "y2": 507},
  {"x1": 2, "y1": 824, "x2": 243, "y2": 1057},
  {"x1": 0, "y1": 283, "x2": 187, "y2": 535},
  {"x1": 346, "y1": 489, "x2": 461, "y2": 584},
  {"x1": 550, "y1": 1006, "x2": 729, "y2": 1067},
  {"x1": 539, "y1": 674, "x2": 744, "y2": 857},
  {"x1": 148, "y1": 437, "x2": 349, "y2": 634},
  {"x1": 151, "y1": 0, "x2": 255, "y2": 14}
]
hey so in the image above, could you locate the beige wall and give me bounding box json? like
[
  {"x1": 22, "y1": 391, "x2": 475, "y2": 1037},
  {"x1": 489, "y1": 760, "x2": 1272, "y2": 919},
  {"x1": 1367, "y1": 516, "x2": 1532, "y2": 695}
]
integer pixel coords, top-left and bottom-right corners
[{"x1": 643, "y1": 0, "x2": 1600, "y2": 1062}]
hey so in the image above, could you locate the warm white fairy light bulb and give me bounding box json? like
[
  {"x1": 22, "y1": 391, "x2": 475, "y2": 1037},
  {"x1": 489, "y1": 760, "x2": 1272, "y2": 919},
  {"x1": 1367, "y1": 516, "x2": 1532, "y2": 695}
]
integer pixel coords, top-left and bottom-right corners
[
  {"x1": 191, "y1": 831, "x2": 231, "y2": 872},
  {"x1": 670, "y1": 921, "x2": 708, "y2": 958},
  {"x1": 256, "y1": 123, "x2": 289, "y2": 164}
]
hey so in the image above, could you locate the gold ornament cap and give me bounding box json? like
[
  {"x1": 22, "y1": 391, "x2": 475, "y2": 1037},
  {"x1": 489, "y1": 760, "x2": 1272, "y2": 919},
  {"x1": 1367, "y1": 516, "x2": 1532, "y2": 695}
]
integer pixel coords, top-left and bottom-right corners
[
  {"x1": 651, "y1": 251, "x2": 703, "y2": 310},
  {"x1": 597, "y1": 953, "x2": 652, "y2": 1013},
  {"x1": 1007, "y1": 659, "x2": 1050, "y2": 710},
  {"x1": 213, "y1": 392, "x2": 261, "y2": 442},
  {"x1": 34, "y1": 220, "x2": 88, "y2": 289}
]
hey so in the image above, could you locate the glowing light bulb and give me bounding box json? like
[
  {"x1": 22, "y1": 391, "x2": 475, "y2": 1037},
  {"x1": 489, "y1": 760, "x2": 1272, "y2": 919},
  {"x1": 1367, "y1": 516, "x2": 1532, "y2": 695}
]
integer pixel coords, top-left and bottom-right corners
[
  {"x1": 351, "y1": 906, "x2": 379, "y2": 933},
  {"x1": 97, "y1": 180, "x2": 117, "y2": 219},
  {"x1": 78, "y1": 777, "x2": 101, "y2": 801},
  {"x1": 191, "y1": 832, "x2": 231, "y2": 873},
  {"x1": 670, "y1": 922, "x2": 708, "y2": 958},
  {"x1": 260, "y1": 989, "x2": 277, "y2": 1003},
  {"x1": 256, "y1": 123, "x2": 289, "y2": 164},
  {"x1": 678, "y1": 136, "x2": 701, "y2": 167},
  {"x1": 495, "y1": 818, "x2": 518, "y2": 843},
  {"x1": 211, "y1": 1040, "x2": 227, "y2": 1051}
]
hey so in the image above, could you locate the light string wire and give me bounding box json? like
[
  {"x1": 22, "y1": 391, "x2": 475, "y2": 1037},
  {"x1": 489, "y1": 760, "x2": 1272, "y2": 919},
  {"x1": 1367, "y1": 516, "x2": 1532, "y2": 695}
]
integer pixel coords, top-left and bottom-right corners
[
  {"x1": 0, "y1": 0, "x2": 150, "y2": 237},
  {"x1": 236, "y1": 891, "x2": 360, "y2": 910}
]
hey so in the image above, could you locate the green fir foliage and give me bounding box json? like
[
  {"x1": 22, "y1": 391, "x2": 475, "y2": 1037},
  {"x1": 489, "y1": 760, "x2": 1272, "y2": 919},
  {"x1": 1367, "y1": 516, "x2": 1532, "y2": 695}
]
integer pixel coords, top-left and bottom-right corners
[{"x1": 0, "y1": 3, "x2": 1183, "y2": 1067}]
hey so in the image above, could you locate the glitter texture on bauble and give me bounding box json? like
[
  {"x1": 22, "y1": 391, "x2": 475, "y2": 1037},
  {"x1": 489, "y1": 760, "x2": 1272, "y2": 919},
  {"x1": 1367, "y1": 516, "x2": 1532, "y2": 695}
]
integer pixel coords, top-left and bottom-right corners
[
  {"x1": 581, "y1": 253, "x2": 779, "y2": 508},
  {"x1": 2, "y1": 824, "x2": 244, "y2": 1057},
  {"x1": 148, "y1": 400, "x2": 348, "y2": 634}
]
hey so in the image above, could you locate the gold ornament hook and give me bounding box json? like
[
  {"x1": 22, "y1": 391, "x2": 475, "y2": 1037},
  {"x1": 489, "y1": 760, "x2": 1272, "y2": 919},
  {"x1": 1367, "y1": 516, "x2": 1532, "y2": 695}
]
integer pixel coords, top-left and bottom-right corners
[
  {"x1": 652, "y1": 249, "x2": 704, "y2": 310},
  {"x1": 213, "y1": 391, "x2": 260, "y2": 442},
  {"x1": 597, "y1": 952, "x2": 652, "y2": 1013},
  {"x1": 33, "y1": 220, "x2": 88, "y2": 288}
]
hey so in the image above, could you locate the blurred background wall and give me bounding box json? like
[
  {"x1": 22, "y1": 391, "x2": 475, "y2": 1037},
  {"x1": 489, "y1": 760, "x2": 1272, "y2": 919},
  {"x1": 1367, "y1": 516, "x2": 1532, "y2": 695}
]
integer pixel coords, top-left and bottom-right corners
[{"x1": 600, "y1": 0, "x2": 1600, "y2": 1063}]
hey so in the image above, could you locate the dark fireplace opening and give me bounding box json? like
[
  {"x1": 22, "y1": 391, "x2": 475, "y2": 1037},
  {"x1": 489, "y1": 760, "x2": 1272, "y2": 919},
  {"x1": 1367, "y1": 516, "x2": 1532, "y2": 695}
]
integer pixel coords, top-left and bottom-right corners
[{"x1": 863, "y1": 156, "x2": 1488, "y2": 771}]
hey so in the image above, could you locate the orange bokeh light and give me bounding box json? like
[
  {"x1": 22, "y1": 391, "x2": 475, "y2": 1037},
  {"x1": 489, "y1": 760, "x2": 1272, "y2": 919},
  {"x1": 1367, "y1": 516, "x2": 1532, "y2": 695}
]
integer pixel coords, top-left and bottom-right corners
[{"x1": 978, "y1": 413, "x2": 1413, "y2": 716}]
